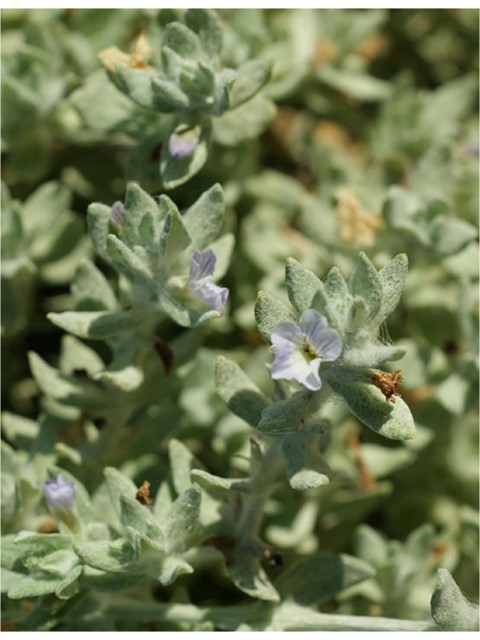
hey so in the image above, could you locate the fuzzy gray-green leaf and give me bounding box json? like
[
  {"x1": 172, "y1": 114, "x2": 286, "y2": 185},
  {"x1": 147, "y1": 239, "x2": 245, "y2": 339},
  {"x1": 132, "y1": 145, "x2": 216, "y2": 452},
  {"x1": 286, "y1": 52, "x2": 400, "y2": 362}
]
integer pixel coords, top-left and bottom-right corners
[
  {"x1": 325, "y1": 368, "x2": 416, "y2": 441},
  {"x1": 215, "y1": 356, "x2": 269, "y2": 428},
  {"x1": 285, "y1": 257, "x2": 322, "y2": 313},
  {"x1": 377, "y1": 253, "x2": 408, "y2": 324},
  {"x1": 255, "y1": 291, "x2": 295, "y2": 344},
  {"x1": 182, "y1": 183, "x2": 224, "y2": 249},
  {"x1": 430, "y1": 569, "x2": 479, "y2": 631}
]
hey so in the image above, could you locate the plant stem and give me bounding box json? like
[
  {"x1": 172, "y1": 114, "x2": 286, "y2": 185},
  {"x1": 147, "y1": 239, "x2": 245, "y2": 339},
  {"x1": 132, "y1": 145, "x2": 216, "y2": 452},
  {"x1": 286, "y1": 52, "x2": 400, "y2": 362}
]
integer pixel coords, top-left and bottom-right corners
[
  {"x1": 104, "y1": 598, "x2": 439, "y2": 631},
  {"x1": 234, "y1": 438, "x2": 283, "y2": 544}
]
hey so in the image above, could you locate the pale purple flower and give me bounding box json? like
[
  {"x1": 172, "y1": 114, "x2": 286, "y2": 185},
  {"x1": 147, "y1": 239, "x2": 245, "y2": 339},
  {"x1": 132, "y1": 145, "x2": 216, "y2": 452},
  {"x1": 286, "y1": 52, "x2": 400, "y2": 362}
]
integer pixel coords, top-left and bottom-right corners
[
  {"x1": 186, "y1": 249, "x2": 229, "y2": 313},
  {"x1": 168, "y1": 128, "x2": 198, "y2": 159},
  {"x1": 44, "y1": 475, "x2": 75, "y2": 515},
  {"x1": 111, "y1": 200, "x2": 124, "y2": 227},
  {"x1": 270, "y1": 309, "x2": 342, "y2": 391}
]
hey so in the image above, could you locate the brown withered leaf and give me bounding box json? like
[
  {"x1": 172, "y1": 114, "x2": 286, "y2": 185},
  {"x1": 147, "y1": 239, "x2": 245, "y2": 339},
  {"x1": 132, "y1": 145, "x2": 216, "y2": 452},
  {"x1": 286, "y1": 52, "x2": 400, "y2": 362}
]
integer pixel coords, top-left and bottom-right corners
[
  {"x1": 371, "y1": 370, "x2": 403, "y2": 403},
  {"x1": 136, "y1": 480, "x2": 153, "y2": 506}
]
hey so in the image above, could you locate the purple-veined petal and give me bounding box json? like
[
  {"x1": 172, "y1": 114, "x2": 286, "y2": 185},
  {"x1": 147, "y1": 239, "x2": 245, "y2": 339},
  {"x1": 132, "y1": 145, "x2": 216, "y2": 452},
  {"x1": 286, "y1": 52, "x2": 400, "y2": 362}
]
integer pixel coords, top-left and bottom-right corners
[
  {"x1": 191, "y1": 280, "x2": 229, "y2": 313},
  {"x1": 44, "y1": 475, "x2": 75, "y2": 513},
  {"x1": 168, "y1": 128, "x2": 198, "y2": 159},
  {"x1": 271, "y1": 321, "x2": 305, "y2": 348},
  {"x1": 189, "y1": 249, "x2": 216, "y2": 281},
  {"x1": 298, "y1": 309, "x2": 329, "y2": 344},
  {"x1": 312, "y1": 328, "x2": 343, "y2": 361},
  {"x1": 111, "y1": 201, "x2": 124, "y2": 226},
  {"x1": 185, "y1": 249, "x2": 229, "y2": 314}
]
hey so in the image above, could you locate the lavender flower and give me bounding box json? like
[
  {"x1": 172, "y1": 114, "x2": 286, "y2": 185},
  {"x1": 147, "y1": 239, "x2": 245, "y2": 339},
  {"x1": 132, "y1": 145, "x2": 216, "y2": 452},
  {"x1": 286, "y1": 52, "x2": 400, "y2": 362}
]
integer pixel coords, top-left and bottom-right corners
[
  {"x1": 270, "y1": 309, "x2": 342, "y2": 391},
  {"x1": 111, "y1": 200, "x2": 124, "y2": 227},
  {"x1": 186, "y1": 249, "x2": 229, "y2": 313},
  {"x1": 44, "y1": 475, "x2": 75, "y2": 519},
  {"x1": 168, "y1": 127, "x2": 198, "y2": 159}
]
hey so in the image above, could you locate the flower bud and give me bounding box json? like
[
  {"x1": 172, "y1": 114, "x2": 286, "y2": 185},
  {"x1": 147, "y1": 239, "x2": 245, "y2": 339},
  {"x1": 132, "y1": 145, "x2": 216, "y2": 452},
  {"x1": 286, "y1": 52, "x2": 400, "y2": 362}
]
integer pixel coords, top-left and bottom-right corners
[{"x1": 43, "y1": 475, "x2": 76, "y2": 530}]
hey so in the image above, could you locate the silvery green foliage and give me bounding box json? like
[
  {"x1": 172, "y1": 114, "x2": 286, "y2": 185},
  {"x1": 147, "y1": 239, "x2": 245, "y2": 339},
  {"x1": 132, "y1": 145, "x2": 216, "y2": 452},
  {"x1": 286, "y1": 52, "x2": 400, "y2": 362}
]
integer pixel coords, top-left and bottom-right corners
[
  {"x1": 98, "y1": 8, "x2": 274, "y2": 188},
  {"x1": 48, "y1": 181, "x2": 233, "y2": 333},
  {"x1": 217, "y1": 253, "x2": 414, "y2": 447},
  {"x1": 1, "y1": 7, "x2": 478, "y2": 633},
  {"x1": 18, "y1": 183, "x2": 232, "y2": 472},
  {"x1": 1, "y1": 181, "x2": 90, "y2": 336}
]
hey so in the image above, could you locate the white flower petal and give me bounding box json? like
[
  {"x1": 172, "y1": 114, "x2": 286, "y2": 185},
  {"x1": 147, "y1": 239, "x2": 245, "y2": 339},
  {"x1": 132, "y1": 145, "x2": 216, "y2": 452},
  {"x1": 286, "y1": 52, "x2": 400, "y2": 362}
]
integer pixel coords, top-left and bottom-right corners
[
  {"x1": 299, "y1": 309, "x2": 329, "y2": 344},
  {"x1": 271, "y1": 321, "x2": 305, "y2": 347},
  {"x1": 269, "y1": 307, "x2": 342, "y2": 390},
  {"x1": 311, "y1": 328, "x2": 343, "y2": 361}
]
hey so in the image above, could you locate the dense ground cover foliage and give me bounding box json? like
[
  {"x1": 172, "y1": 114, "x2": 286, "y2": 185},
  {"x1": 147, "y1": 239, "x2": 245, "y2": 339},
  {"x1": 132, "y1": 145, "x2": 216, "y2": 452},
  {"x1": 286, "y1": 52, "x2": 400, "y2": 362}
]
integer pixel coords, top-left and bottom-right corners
[{"x1": 1, "y1": 8, "x2": 479, "y2": 631}]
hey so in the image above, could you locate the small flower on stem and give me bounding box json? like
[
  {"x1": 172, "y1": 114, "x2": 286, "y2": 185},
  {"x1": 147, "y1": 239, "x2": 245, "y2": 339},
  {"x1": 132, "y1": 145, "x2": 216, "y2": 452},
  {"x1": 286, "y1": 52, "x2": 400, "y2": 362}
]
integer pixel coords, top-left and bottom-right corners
[
  {"x1": 43, "y1": 474, "x2": 76, "y2": 530},
  {"x1": 110, "y1": 201, "x2": 124, "y2": 227},
  {"x1": 168, "y1": 127, "x2": 199, "y2": 159},
  {"x1": 186, "y1": 249, "x2": 229, "y2": 313},
  {"x1": 270, "y1": 309, "x2": 342, "y2": 391}
]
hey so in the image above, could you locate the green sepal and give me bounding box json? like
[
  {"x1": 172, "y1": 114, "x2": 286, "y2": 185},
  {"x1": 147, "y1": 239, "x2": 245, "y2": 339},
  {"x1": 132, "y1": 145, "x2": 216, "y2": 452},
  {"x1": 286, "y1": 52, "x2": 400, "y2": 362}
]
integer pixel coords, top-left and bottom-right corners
[{"x1": 215, "y1": 356, "x2": 269, "y2": 428}]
